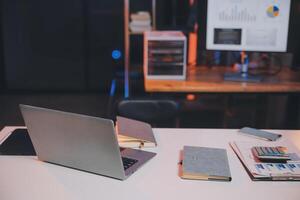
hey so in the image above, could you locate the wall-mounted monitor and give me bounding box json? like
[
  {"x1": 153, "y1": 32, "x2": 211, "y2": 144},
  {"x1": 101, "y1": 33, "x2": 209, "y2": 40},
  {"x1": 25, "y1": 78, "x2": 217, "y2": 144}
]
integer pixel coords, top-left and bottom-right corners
[{"x1": 206, "y1": 0, "x2": 291, "y2": 52}]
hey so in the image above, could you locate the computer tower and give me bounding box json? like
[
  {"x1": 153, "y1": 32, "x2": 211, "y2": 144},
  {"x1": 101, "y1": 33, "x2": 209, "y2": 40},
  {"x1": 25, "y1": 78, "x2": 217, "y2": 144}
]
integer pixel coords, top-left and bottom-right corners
[{"x1": 86, "y1": 0, "x2": 124, "y2": 91}]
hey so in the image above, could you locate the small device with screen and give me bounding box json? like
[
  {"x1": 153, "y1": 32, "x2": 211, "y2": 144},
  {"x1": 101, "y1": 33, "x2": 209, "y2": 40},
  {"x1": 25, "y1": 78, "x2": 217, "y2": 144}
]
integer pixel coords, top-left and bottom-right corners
[
  {"x1": 0, "y1": 128, "x2": 36, "y2": 155},
  {"x1": 239, "y1": 127, "x2": 282, "y2": 141},
  {"x1": 251, "y1": 146, "x2": 290, "y2": 162}
]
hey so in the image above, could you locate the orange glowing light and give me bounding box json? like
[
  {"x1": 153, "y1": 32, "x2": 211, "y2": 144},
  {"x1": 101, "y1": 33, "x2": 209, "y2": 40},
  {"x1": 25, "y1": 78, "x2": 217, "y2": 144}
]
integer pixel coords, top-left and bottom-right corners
[{"x1": 186, "y1": 94, "x2": 196, "y2": 101}]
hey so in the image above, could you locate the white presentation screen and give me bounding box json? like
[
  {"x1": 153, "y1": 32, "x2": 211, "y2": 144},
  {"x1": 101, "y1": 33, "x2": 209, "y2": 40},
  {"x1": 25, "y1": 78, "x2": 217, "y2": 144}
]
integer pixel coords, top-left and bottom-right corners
[{"x1": 206, "y1": 0, "x2": 291, "y2": 52}]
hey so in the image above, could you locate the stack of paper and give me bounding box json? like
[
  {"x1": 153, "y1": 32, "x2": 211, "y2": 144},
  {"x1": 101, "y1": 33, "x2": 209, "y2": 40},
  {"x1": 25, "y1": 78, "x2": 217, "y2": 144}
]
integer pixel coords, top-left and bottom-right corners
[
  {"x1": 130, "y1": 11, "x2": 152, "y2": 33},
  {"x1": 230, "y1": 141, "x2": 300, "y2": 181}
]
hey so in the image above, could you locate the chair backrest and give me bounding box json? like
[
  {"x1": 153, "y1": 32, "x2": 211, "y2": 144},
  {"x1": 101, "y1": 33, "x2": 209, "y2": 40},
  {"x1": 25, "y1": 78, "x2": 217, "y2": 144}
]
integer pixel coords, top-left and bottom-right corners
[{"x1": 117, "y1": 99, "x2": 179, "y2": 127}]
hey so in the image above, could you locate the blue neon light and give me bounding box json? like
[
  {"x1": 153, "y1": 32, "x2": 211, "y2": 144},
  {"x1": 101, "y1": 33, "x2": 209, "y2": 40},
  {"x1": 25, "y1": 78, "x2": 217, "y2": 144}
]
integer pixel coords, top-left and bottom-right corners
[
  {"x1": 112, "y1": 50, "x2": 122, "y2": 60},
  {"x1": 109, "y1": 79, "x2": 116, "y2": 97}
]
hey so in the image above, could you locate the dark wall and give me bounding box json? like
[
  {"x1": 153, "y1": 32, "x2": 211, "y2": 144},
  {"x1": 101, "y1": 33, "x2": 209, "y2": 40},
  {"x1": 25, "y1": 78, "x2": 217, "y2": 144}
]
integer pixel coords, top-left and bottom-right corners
[
  {"x1": 2, "y1": 0, "x2": 86, "y2": 90},
  {"x1": 0, "y1": 0, "x2": 4, "y2": 90},
  {"x1": 289, "y1": 0, "x2": 300, "y2": 68},
  {"x1": 156, "y1": 0, "x2": 190, "y2": 30},
  {"x1": 1, "y1": 0, "x2": 124, "y2": 92}
]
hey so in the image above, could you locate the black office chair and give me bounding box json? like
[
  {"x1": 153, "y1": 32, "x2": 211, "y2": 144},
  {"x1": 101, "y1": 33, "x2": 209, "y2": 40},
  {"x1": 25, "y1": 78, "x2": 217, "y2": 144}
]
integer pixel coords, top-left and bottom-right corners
[{"x1": 117, "y1": 99, "x2": 179, "y2": 128}]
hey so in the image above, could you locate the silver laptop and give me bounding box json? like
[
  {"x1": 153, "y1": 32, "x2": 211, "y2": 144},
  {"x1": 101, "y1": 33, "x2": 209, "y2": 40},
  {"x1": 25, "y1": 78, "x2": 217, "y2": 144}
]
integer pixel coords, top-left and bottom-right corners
[{"x1": 20, "y1": 104, "x2": 156, "y2": 180}]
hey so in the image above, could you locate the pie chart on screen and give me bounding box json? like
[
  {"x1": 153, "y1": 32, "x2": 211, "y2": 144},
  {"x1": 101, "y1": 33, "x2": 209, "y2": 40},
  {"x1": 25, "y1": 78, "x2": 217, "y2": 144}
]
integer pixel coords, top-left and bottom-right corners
[{"x1": 267, "y1": 5, "x2": 280, "y2": 18}]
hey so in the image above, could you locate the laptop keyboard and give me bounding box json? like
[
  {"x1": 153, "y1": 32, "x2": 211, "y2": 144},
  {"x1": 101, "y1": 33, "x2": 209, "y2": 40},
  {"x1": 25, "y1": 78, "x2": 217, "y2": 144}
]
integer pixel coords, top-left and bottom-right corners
[{"x1": 122, "y1": 157, "x2": 138, "y2": 170}]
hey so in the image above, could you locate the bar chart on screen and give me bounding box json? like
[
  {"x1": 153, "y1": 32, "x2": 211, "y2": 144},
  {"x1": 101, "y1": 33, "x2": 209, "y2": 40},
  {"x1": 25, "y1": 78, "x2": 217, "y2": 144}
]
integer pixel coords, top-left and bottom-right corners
[
  {"x1": 218, "y1": 5, "x2": 257, "y2": 23},
  {"x1": 207, "y1": 0, "x2": 291, "y2": 52}
]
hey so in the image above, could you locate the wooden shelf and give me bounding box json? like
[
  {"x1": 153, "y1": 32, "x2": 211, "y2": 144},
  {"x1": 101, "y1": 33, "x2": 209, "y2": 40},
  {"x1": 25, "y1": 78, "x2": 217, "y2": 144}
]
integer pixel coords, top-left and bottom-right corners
[
  {"x1": 124, "y1": 0, "x2": 156, "y2": 97},
  {"x1": 129, "y1": 32, "x2": 144, "y2": 35}
]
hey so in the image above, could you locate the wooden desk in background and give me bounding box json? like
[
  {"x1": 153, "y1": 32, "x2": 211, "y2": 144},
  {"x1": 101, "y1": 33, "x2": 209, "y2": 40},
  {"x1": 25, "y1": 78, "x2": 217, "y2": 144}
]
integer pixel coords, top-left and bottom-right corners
[{"x1": 145, "y1": 66, "x2": 300, "y2": 93}]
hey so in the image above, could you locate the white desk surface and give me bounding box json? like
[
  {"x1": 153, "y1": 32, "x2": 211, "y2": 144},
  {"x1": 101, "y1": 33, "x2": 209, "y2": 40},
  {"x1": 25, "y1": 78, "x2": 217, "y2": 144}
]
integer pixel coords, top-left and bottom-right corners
[{"x1": 1, "y1": 126, "x2": 300, "y2": 200}]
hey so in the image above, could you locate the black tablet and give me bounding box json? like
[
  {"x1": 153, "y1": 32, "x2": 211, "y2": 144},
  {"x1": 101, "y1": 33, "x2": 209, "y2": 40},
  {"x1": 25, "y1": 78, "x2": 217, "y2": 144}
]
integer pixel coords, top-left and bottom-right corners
[{"x1": 0, "y1": 128, "x2": 36, "y2": 155}]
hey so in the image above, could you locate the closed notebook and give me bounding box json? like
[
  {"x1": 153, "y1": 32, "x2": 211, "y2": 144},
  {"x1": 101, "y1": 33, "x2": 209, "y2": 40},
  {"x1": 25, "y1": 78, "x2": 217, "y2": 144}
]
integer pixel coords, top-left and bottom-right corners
[
  {"x1": 181, "y1": 146, "x2": 232, "y2": 181},
  {"x1": 116, "y1": 116, "x2": 157, "y2": 148}
]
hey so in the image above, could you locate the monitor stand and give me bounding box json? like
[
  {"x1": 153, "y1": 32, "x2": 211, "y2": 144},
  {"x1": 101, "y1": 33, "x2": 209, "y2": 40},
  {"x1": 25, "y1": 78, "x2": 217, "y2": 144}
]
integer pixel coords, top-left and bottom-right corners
[{"x1": 224, "y1": 51, "x2": 262, "y2": 83}]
